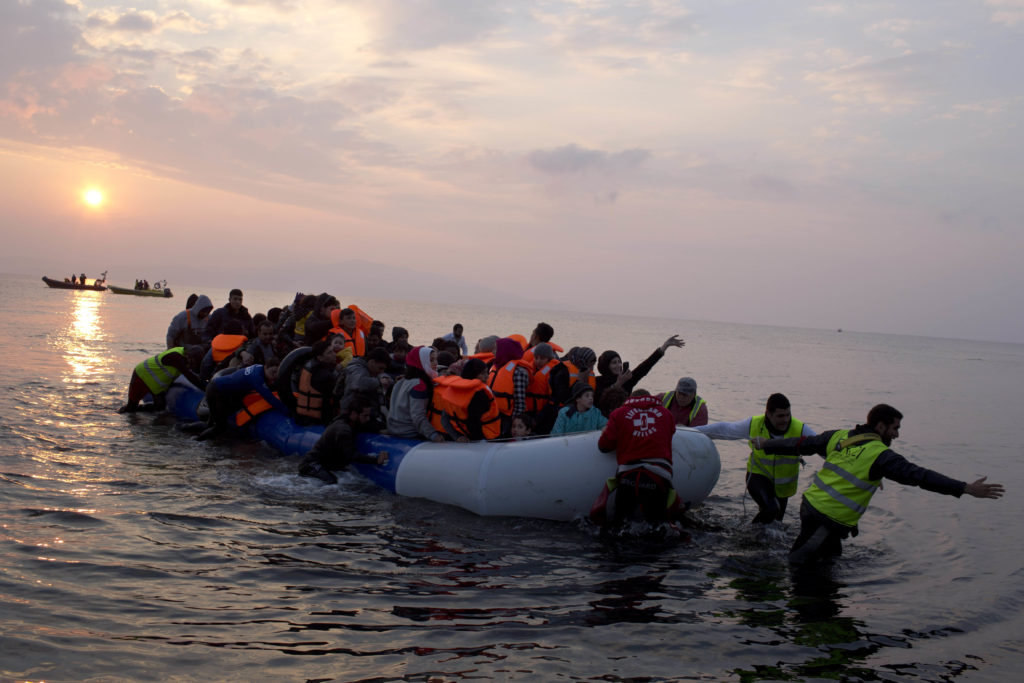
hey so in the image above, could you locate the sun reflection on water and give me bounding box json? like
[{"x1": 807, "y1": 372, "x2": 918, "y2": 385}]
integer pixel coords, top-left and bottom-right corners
[{"x1": 57, "y1": 292, "x2": 113, "y2": 385}]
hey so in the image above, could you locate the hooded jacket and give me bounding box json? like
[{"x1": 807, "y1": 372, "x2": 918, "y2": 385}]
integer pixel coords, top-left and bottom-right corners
[{"x1": 166, "y1": 294, "x2": 213, "y2": 349}]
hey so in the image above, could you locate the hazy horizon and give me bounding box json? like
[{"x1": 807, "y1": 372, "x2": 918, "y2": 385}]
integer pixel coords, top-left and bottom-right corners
[{"x1": 3, "y1": 1, "x2": 1022, "y2": 344}]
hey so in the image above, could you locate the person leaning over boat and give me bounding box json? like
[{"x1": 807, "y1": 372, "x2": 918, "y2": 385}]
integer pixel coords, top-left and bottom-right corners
[
  {"x1": 551, "y1": 382, "x2": 608, "y2": 436},
  {"x1": 753, "y1": 403, "x2": 1005, "y2": 565},
  {"x1": 166, "y1": 294, "x2": 213, "y2": 349},
  {"x1": 298, "y1": 395, "x2": 389, "y2": 485},
  {"x1": 203, "y1": 288, "x2": 254, "y2": 343},
  {"x1": 387, "y1": 345, "x2": 444, "y2": 443},
  {"x1": 593, "y1": 389, "x2": 679, "y2": 526},
  {"x1": 657, "y1": 376, "x2": 708, "y2": 427},
  {"x1": 596, "y1": 335, "x2": 685, "y2": 414},
  {"x1": 696, "y1": 393, "x2": 815, "y2": 526},
  {"x1": 118, "y1": 346, "x2": 204, "y2": 413},
  {"x1": 197, "y1": 359, "x2": 288, "y2": 441}
]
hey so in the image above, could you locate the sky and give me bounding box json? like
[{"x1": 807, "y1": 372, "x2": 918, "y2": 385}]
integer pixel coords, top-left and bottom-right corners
[{"x1": 2, "y1": 0, "x2": 1023, "y2": 343}]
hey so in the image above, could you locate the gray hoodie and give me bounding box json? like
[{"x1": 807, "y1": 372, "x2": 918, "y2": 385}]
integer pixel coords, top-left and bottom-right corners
[{"x1": 166, "y1": 294, "x2": 213, "y2": 348}]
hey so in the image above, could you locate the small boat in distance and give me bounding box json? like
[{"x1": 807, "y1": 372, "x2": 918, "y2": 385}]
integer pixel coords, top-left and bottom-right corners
[
  {"x1": 42, "y1": 271, "x2": 107, "y2": 291},
  {"x1": 108, "y1": 280, "x2": 174, "y2": 298}
]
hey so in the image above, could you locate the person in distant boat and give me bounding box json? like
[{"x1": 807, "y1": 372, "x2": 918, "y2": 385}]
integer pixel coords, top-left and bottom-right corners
[
  {"x1": 754, "y1": 404, "x2": 1004, "y2": 565},
  {"x1": 442, "y1": 323, "x2": 469, "y2": 357},
  {"x1": 551, "y1": 382, "x2": 608, "y2": 436},
  {"x1": 297, "y1": 395, "x2": 389, "y2": 484},
  {"x1": 80, "y1": 273, "x2": 87, "y2": 285},
  {"x1": 166, "y1": 294, "x2": 213, "y2": 349},
  {"x1": 118, "y1": 346, "x2": 204, "y2": 413},
  {"x1": 657, "y1": 376, "x2": 708, "y2": 427},
  {"x1": 593, "y1": 389, "x2": 680, "y2": 526},
  {"x1": 696, "y1": 393, "x2": 815, "y2": 526},
  {"x1": 203, "y1": 288, "x2": 254, "y2": 343},
  {"x1": 197, "y1": 358, "x2": 288, "y2": 441},
  {"x1": 596, "y1": 335, "x2": 685, "y2": 414}
]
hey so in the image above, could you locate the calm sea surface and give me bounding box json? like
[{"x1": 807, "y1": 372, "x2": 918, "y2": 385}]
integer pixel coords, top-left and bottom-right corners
[{"x1": 1, "y1": 272, "x2": 1022, "y2": 682}]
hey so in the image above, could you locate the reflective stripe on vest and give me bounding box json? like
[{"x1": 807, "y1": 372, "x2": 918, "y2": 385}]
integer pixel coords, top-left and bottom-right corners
[
  {"x1": 488, "y1": 360, "x2": 533, "y2": 416},
  {"x1": 803, "y1": 430, "x2": 886, "y2": 527},
  {"x1": 563, "y1": 361, "x2": 596, "y2": 390},
  {"x1": 746, "y1": 414, "x2": 805, "y2": 498},
  {"x1": 525, "y1": 359, "x2": 557, "y2": 413},
  {"x1": 662, "y1": 392, "x2": 705, "y2": 424},
  {"x1": 135, "y1": 347, "x2": 185, "y2": 395}
]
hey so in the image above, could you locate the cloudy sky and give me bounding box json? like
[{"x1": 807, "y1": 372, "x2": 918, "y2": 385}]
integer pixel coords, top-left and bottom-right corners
[{"x1": 2, "y1": 0, "x2": 1022, "y2": 342}]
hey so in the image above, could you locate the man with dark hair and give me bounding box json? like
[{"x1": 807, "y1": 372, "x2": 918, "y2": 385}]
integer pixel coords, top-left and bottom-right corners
[
  {"x1": 203, "y1": 288, "x2": 254, "y2": 342},
  {"x1": 298, "y1": 395, "x2": 389, "y2": 484},
  {"x1": 696, "y1": 393, "x2": 816, "y2": 525},
  {"x1": 530, "y1": 322, "x2": 554, "y2": 345},
  {"x1": 442, "y1": 323, "x2": 469, "y2": 356},
  {"x1": 754, "y1": 404, "x2": 1004, "y2": 564}
]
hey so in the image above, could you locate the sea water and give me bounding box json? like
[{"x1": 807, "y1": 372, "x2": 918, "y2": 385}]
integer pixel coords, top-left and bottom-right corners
[{"x1": 1, "y1": 272, "x2": 1022, "y2": 682}]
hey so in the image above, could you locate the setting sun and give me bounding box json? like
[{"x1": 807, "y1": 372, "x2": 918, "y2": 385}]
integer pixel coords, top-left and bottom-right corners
[{"x1": 83, "y1": 188, "x2": 104, "y2": 207}]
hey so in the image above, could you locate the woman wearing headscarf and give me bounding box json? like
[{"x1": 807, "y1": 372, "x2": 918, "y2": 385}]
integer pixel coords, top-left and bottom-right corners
[
  {"x1": 386, "y1": 345, "x2": 444, "y2": 442},
  {"x1": 594, "y1": 335, "x2": 685, "y2": 415}
]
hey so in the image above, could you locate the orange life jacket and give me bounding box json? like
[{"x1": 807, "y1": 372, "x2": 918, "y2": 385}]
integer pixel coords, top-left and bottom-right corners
[
  {"x1": 508, "y1": 334, "x2": 528, "y2": 350},
  {"x1": 525, "y1": 358, "x2": 559, "y2": 413},
  {"x1": 346, "y1": 304, "x2": 374, "y2": 335},
  {"x1": 329, "y1": 309, "x2": 367, "y2": 356},
  {"x1": 295, "y1": 365, "x2": 324, "y2": 420},
  {"x1": 211, "y1": 334, "x2": 247, "y2": 362},
  {"x1": 563, "y1": 360, "x2": 596, "y2": 390},
  {"x1": 437, "y1": 377, "x2": 501, "y2": 440},
  {"x1": 428, "y1": 375, "x2": 458, "y2": 434},
  {"x1": 488, "y1": 359, "x2": 534, "y2": 416},
  {"x1": 234, "y1": 391, "x2": 279, "y2": 427}
]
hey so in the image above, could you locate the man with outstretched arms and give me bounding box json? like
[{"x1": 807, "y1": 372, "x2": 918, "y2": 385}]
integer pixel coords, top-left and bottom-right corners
[
  {"x1": 696, "y1": 393, "x2": 815, "y2": 525},
  {"x1": 753, "y1": 403, "x2": 1004, "y2": 564}
]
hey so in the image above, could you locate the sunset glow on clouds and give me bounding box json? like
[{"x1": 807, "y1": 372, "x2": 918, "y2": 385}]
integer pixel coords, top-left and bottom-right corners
[{"x1": 2, "y1": 0, "x2": 1022, "y2": 341}]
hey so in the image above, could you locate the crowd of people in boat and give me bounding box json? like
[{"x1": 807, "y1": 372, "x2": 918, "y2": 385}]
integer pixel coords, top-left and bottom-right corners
[
  {"x1": 65, "y1": 272, "x2": 105, "y2": 286},
  {"x1": 119, "y1": 288, "x2": 1005, "y2": 559}
]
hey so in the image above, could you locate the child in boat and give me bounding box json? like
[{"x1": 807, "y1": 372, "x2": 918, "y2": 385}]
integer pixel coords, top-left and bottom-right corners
[
  {"x1": 551, "y1": 382, "x2": 608, "y2": 435},
  {"x1": 509, "y1": 414, "x2": 534, "y2": 440}
]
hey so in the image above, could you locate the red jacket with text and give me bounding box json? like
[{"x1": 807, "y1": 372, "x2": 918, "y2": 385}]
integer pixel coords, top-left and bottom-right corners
[{"x1": 598, "y1": 395, "x2": 675, "y2": 475}]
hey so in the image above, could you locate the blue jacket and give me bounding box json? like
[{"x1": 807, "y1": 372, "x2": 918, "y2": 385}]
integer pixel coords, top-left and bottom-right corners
[
  {"x1": 551, "y1": 404, "x2": 608, "y2": 435},
  {"x1": 211, "y1": 365, "x2": 288, "y2": 414}
]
